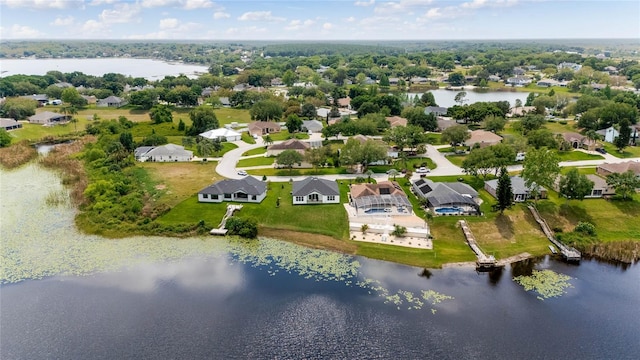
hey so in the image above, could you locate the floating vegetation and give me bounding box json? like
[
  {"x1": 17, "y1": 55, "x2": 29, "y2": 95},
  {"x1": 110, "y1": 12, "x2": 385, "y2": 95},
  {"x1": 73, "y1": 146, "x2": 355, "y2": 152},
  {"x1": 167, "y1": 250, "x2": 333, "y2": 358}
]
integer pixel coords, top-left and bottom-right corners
[
  {"x1": 513, "y1": 270, "x2": 573, "y2": 300},
  {"x1": 1, "y1": 163, "x2": 455, "y2": 314}
]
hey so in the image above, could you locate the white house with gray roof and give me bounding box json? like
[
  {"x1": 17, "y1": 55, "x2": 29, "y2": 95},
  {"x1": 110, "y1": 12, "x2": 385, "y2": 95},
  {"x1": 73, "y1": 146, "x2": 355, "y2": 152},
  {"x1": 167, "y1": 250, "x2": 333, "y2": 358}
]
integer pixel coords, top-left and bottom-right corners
[
  {"x1": 198, "y1": 177, "x2": 267, "y2": 203},
  {"x1": 292, "y1": 177, "x2": 340, "y2": 205},
  {"x1": 485, "y1": 176, "x2": 546, "y2": 202},
  {"x1": 134, "y1": 144, "x2": 193, "y2": 162}
]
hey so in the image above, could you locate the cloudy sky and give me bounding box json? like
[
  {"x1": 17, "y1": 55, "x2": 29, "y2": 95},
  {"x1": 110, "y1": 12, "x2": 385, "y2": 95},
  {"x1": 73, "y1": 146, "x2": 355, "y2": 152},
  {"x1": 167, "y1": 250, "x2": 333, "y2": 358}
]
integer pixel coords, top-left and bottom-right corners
[{"x1": 0, "y1": 0, "x2": 638, "y2": 41}]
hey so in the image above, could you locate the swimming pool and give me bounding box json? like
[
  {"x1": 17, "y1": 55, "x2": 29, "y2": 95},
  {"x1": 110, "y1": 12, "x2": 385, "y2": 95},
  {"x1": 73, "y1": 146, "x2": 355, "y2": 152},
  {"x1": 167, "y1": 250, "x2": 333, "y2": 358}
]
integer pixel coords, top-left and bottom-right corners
[
  {"x1": 435, "y1": 207, "x2": 461, "y2": 214},
  {"x1": 364, "y1": 208, "x2": 391, "y2": 214}
]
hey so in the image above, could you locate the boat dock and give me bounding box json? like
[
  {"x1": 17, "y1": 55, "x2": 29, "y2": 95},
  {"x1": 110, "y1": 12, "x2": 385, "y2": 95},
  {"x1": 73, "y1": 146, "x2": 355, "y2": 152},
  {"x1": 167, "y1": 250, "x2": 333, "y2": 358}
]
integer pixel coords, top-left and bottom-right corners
[
  {"x1": 210, "y1": 204, "x2": 243, "y2": 235},
  {"x1": 458, "y1": 220, "x2": 497, "y2": 268},
  {"x1": 528, "y1": 206, "x2": 581, "y2": 261}
]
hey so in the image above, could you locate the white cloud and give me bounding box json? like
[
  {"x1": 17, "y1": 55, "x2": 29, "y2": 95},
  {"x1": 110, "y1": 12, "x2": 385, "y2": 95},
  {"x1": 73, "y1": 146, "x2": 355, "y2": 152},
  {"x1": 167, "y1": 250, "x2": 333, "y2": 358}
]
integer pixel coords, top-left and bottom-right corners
[
  {"x1": 323, "y1": 23, "x2": 333, "y2": 30},
  {"x1": 213, "y1": 12, "x2": 231, "y2": 19},
  {"x1": 354, "y1": 0, "x2": 375, "y2": 6},
  {"x1": 461, "y1": 0, "x2": 519, "y2": 9},
  {"x1": 82, "y1": 19, "x2": 109, "y2": 34},
  {"x1": 140, "y1": 0, "x2": 218, "y2": 10},
  {"x1": 159, "y1": 18, "x2": 179, "y2": 29},
  {"x1": 238, "y1": 11, "x2": 285, "y2": 22},
  {"x1": 374, "y1": 0, "x2": 434, "y2": 14},
  {"x1": 345, "y1": 16, "x2": 356, "y2": 23},
  {"x1": 285, "y1": 19, "x2": 315, "y2": 31},
  {"x1": 2, "y1": 24, "x2": 45, "y2": 39},
  {"x1": 99, "y1": 3, "x2": 141, "y2": 24},
  {"x1": 89, "y1": 0, "x2": 118, "y2": 5},
  {"x1": 1, "y1": 0, "x2": 71, "y2": 9},
  {"x1": 51, "y1": 16, "x2": 75, "y2": 26}
]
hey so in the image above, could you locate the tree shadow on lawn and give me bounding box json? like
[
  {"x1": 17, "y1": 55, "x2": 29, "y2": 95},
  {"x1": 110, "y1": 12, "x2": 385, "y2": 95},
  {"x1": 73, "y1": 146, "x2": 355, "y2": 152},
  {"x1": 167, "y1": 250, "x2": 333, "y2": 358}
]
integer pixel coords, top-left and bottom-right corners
[
  {"x1": 608, "y1": 197, "x2": 640, "y2": 217},
  {"x1": 495, "y1": 213, "x2": 515, "y2": 240},
  {"x1": 558, "y1": 202, "x2": 594, "y2": 226}
]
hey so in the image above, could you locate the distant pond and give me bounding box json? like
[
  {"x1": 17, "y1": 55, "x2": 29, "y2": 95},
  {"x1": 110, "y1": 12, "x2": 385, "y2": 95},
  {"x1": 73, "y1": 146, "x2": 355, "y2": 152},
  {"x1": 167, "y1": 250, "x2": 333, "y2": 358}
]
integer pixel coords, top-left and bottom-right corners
[
  {"x1": 408, "y1": 89, "x2": 529, "y2": 107},
  {"x1": 1, "y1": 162, "x2": 639, "y2": 359}
]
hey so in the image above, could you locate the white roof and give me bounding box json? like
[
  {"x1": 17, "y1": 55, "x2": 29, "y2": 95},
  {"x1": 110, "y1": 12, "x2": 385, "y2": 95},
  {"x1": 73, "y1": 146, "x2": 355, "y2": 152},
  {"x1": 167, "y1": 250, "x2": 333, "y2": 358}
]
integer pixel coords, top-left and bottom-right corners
[{"x1": 199, "y1": 128, "x2": 242, "y2": 139}]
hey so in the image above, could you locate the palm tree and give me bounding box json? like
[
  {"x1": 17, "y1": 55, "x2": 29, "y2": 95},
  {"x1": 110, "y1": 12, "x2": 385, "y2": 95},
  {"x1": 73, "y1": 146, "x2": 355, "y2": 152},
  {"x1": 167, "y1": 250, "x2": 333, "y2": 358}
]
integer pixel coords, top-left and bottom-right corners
[
  {"x1": 365, "y1": 169, "x2": 374, "y2": 183},
  {"x1": 60, "y1": 105, "x2": 78, "y2": 131},
  {"x1": 263, "y1": 134, "x2": 274, "y2": 146},
  {"x1": 585, "y1": 129, "x2": 600, "y2": 149},
  {"x1": 387, "y1": 168, "x2": 400, "y2": 181}
]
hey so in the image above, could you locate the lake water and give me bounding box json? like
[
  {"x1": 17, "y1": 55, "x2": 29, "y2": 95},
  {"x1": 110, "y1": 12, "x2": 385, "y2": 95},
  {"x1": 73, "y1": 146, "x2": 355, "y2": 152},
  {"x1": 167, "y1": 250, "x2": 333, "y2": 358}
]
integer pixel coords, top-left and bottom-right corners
[
  {"x1": 0, "y1": 58, "x2": 209, "y2": 80},
  {"x1": 2, "y1": 163, "x2": 639, "y2": 359},
  {"x1": 408, "y1": 89, "x2": 529, "y2": 108}
]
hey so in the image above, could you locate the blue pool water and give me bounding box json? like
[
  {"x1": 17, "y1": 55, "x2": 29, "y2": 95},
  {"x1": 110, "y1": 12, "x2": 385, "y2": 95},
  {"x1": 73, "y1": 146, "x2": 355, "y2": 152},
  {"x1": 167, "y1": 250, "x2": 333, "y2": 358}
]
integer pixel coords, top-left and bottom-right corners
[
  {"x1": 365, "y1": 208, "x2": 389, "y2": 214},
  {"x1": 435, "y1": 207, "x2": 461, "y2": 214}
]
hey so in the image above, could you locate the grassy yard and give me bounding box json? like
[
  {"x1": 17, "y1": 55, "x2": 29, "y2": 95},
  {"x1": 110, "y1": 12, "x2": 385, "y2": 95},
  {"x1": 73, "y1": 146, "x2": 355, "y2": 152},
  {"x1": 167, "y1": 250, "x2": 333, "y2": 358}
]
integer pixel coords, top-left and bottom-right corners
[
  {"x1": 237, "y1": 156, "x2": 274, "y2": 167},
  {"x1": 9, "y1": 122, "x2": 84, "y2": 142},
  {"x1": 268, "y1": 131, "x2": 310, "y2": 141},
  {"x1": 368, "y1": 157, "x2": 437, "y2": 173},
  {"x1": 556, "y1": 151, "x2": 603, "y2": 161},
  {"x1": 213, "y1": 108, "x2": 252, "y2": 126},
  {"x1": 158, "y1": 181, "x2": 350, "y2": 240},
  {"x1": 242, "y1": 147, "x2": 267, "y2": 156},
  {"x1": 138, "y1": 161, "x2": 220, "y2": 207},
  {"x1": 241, "y1": 132, "x2": 256, "y2": 144},
  {"x1": 247, "y1": 167, "x2": 348, "y2": 176},
  {"x1": 602, "y1": 143, "x2": 640, "y2": 158}
]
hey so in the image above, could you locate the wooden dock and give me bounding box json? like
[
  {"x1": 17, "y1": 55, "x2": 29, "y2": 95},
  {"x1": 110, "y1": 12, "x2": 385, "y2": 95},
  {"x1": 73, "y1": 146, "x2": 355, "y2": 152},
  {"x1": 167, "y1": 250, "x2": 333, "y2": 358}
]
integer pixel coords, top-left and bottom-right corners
[
  {"x1": 210, "y1": 204, "x2": 243, "y2": 236},
  {"x1": 458, "y1": 220, "x2": 497, "y2": 268},
  {"x1": 528, "y1": 205, "x2": 581, "y2": 262}
]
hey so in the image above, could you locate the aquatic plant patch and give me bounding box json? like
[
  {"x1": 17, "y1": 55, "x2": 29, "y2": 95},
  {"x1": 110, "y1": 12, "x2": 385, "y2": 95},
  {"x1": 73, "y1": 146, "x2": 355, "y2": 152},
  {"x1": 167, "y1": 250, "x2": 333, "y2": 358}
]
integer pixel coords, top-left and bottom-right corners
[{"x1": 513, "y1": 269, "x2": 573, "y2": 300}]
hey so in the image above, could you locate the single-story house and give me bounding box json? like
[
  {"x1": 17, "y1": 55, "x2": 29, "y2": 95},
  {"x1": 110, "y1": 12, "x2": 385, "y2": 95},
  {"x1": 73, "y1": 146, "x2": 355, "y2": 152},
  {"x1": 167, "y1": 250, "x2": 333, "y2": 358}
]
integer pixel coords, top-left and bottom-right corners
[
  {"x1": 485, "y1": 176, "x2": 546, "y2": 202},
  {"x1": 465, "y1": 130, "x2": 503, "y2": 148},
  {"x1": 507, "y1": 106, "x2": 537, "y2": 117},
  {"x1": 410, "y1": 77, "x2": 429, "y2": 84},
  {"x1": 198, "y1": 177, "x2": 267, "y2": 203},
  {"x1": 412, "y1": 178, "x2": 480, "y2": 215},
  {"x1": 81, "y1": 95, "x2": 97, "y2": 104},
  {"x1": 266, "y1": 139, "x2": 310, "y2": 156},
  {"x1": 424, "y1": 106, "x2": 448, "y2": 116},
  {"x1": 97, "y1": 96, "x2": 126, "y2": 108},
  {"x1": 488, "y1": 75, "x2": 501, "y2": 82},
  {"x1": 386, "y1": 116, "x2": 407, "y2": 127},
  {"x1": 28, "y1": 111, "x2": 70, "y2": 125},
  {"x1": 248, "y1": 121, "x2": 281, "y2": 136},
  {"x1": 436, "y1": 118, "x2": 457, "y2": 132},
  {"x1": 596, "y1": 126, "x2": 619, "y2": 143},
  {"x1": 199, "y1": 128, "x2": 242, "y2": 142},
  {"x1": 134, "y1": 144, "x2": 193, "y2": 162},
  {"x1": 561, "y1": 132, "x2": 597, "y2": 151},
  {"x1": 219, "y1": 97, "x2": 231, "y2": 107},
  {"x1": 337, "y1": 97, "x2": 351, "y2": 109},
  {"x1": 584, "y1": 174, "x2": 616, "y2": 198},
  {"x1": 558, "y1": 62, "x2": 581, "y2": 71},
  {"x1": 270, "y1": 78, "x2": 283, "y2": 86},
  {"x1": 302, "y1": 120, "x2": 323, "y2": 133},
  {"x1": 506, "y1": 76, "x2": 532, "y2": 86},
  {"x1": 21, "y1": 94, "x2": 48, "y2": 106},
  {"x1": 0, "y1": 118, "x2": 22, "y2": 130},
  {"x1": 349, "y1": 181, "x2": 412, "y2": 216},
  {"x1": 292, "y1": 177, "x2": 340, "y2": 205},
  {"x1": 536, "y1": 79, "x2": 567, "y2": 87},
  {"x1": 596, "y1": 161, "x2": 640, "y2": 177}
]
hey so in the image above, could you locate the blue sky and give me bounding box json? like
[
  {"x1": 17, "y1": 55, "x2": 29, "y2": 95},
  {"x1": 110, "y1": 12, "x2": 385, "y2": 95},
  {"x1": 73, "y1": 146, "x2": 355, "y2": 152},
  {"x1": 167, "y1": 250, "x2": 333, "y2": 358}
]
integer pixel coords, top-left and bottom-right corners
[{"x1": 0, "y1": 0, "x2": 638, "y2": 40}]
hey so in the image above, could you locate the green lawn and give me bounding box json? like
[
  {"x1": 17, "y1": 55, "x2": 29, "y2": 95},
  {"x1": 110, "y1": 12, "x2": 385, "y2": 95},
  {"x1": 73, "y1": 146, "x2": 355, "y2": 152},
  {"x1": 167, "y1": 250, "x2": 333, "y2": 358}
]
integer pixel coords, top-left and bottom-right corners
[
  {"x1": 446, "y1": 154, "x2": 466, "y2": 167},
  {"x1": 241, "y1": 132, "x2": 256, "y2": 144},
  {"x1": 214, "y1": 108, "x2": 252, "y2": 126},
  {"x1": 268, "y1": 131, "x2": 310, "y2": 141},
  {"x1": 242, "y1": 147, "x2": 267, "y2": 156},
  {"x1": 247, "y1": 167, "x2": 348, "y2": 176},
  {"x1": 602, "y1": 143, "x2": 640, "y2": 158},
  {"x1": 237, "y1": 156, "x2": 274, "y2": 167},
  {"x1": 556, "y1": 151, "x2": 603, "y2": 161},
  {"x1": 158, "y1": 182, "x2": 350, "y2": 239},
  {"x1": 9, "y1": 122, "x2": 84, "y2": 142},
  {"x1": 368, "y1": 157, "x2": 437, "y2": 173}
]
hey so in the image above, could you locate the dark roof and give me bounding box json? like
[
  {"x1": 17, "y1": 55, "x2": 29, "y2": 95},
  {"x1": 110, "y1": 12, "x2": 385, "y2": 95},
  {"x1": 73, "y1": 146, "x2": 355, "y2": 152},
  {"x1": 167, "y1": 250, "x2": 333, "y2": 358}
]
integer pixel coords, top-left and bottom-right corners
[
  {"x1": 134, "y1": 146, "x2": 154, "y2": 158},
  {"x1": 268, "y1": 139, "x2": 310, "y2": 150},
  {"x1": 413, "y1": 179, "x2": 478, "y2": 208},
  {"x1": 292, "y1": 177, "x2": 339, "y2": 197},
  {"x1": 485, "y1": 176, "x2": 544, "y2": 195},
  {"x1": 199, "y1": 177, "x2": 266, "y2": 196}
]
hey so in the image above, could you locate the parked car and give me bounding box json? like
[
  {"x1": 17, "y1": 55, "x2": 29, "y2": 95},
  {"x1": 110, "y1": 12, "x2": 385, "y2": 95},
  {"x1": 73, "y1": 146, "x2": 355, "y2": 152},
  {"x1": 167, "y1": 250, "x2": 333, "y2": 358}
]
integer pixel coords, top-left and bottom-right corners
[
  {"x1": 515, "y1": 152, "x2": 526, "y2": 161},
  {"x1": 237, "y1": 170, "x2": 248, "y2": 176},
  {"x1": 416, "y1": 167, "x2": 430, "y2": 173},
  {"x1": 596, "y1": 148, "x2": 607, "y2": 154}
]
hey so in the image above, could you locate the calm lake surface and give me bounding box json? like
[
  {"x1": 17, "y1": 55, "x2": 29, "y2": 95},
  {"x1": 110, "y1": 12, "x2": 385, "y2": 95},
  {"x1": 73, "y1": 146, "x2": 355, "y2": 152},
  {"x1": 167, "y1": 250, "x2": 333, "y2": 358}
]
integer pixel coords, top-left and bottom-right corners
[
  {"x1": 0, "y1": 58, "x2": 208, "y2": 80},
  {"x1": 2, "y1": 162, "x2": 639, "y2": 359},
  {"x1": 408, "y1": 89, "x2": 529, "y2": 108}
]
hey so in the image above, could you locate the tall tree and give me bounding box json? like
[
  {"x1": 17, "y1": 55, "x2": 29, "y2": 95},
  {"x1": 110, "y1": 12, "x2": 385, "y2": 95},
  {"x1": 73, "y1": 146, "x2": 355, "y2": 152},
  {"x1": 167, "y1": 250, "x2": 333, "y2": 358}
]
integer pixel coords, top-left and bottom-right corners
[
  {"x1": 420, "y1": 92, "x2": 437, "y2": 107},
  {"x1": 149, "y1": 104, "x2": 173, "y2": 124},
  {"x1": 285, "y1": 114, "x2": 303, "y2": 133},
  {"x1": 305, "y1": 147, "x2": 329, "y2": 173},
  {"x1": 454, "y1": 91, "x2": 467, "y2": 105},
  {"x1": 496, "y1": 167, "x2": 514, "y2": 214},
  {"x1": 188, "y1": 106, "x2": 219, "y2": 136},
  {"x1": 558, "y1": 168, "x2": 594, "y2": 201},
  {"x1": 615, "y1": 119, "x2": 631, "y2": 152},
  {"x1": 521, "y1": 148, "x2": 560, "y2": 202},
  {"x1": 606, "y1": 171, "x2": 640, "y2": 200},
  {"x1": 250, "y1": 100, "x2": 284, "y2": 121},
  {"x1": 276, "y1": 149, "x2": 303, "y2": 173},
  {"x1": 441, "y1": 125, "x2": 470, "y2": 148}
]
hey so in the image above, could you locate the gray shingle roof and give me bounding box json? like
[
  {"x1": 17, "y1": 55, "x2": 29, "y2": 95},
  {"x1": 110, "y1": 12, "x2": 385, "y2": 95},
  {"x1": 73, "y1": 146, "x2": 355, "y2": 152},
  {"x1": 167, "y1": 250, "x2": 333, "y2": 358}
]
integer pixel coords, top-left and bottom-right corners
[
  {"x1": 485, "y1": 176, "x2": 543, "y2": 195},
  {"x1": 199, "y1": 177, "x2": 266, "y2": 196},
  {"x1": 292, "y1": 177, "x2": 339, "y2": 197},
  {"x1": 143, "y1": 144, "x2": 192, "y2": 158},
  {"x1": 413, "y1": 179, "x2": 478, "y2": 208}
]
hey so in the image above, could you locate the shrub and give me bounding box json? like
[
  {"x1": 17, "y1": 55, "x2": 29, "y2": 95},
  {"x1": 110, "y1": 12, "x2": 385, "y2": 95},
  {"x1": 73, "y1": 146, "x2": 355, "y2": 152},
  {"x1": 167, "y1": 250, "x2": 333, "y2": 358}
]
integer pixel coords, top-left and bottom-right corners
[
  {"x1": 575, "y1": 221, "x2": 596, "y2": 236},
  {"x1": 226, "y1": 217, "x2": 258, "y2": 238}
]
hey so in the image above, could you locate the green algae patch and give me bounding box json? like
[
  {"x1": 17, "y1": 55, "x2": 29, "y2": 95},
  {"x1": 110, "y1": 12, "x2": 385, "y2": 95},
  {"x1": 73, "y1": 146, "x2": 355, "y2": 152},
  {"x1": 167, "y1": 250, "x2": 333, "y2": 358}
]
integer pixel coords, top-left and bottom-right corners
[{"x1": 513, "y1": 269, "x2": 573, "y2": 300}]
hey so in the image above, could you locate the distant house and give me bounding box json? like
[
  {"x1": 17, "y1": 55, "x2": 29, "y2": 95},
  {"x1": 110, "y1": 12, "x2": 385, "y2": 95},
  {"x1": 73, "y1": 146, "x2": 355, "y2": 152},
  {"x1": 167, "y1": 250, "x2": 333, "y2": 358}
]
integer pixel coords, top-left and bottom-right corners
[
  {"x1": 513, "y1": 67, "x2": 526, "y2": 76},
  {"x1": 21, "y1": 94, "x2": 48, "y2": 107},
  {"x1": 385, "y1": 116, "x2": 407, "y2": 128},
  {"x1": 337, "y1": 97, "x2": 351, "y2": 109},
  {"x1": 506, "y1": 76, "x2": 532, "y2": 86},
  {"x1": 349, "y1": 135, "x2": 396, "y2": 162},
  {"x1": 424, "y1": 106, "x2": 448, "y2": 116},
  {"x1": 584, "y1": 174, "x2": 616, "y2": 198},
  {"x1": 97, "y1": 96, "x2": 126, "y2": 108},
  {"x1": 465, "y1": 130, "x2": 503, "y2": 148},
  {"x1": 301, "y1": 120, "x2": 323, "y2": 133},
  {"x1": 596, "y1": 161, "x2": 640, "y2": 178},
  {"x1": 198, "y1": 177, "x2": 267, "y2": 204},
  {"x1": 292, "y1": 177, "x2": 340, "y2": 205},
  {"x1": 508, "y1": 106, "x2": 536, "y2": 117},
  {"x1": 436, "y1": 118, "x2": 457, "y2": 132},
  {"x1": 349, "y1": 181, "x2": 412, "y2": 216},
  {"x1": 485, "y1": 176, "x2": 546, "y2": 202},
  {"x1": 596, "y1": 126, "x2": 619, "y2": 143},
  {"x1": 266, "y1": 139, "x2": 310, "y2": 156},
  {"x1": 81, "y1": 95, "x2": 97, "y2": 104},
  {"x1": 270, "y1": 77, "x2": 283, "y2": 86},
  {"x1": 248, "y1": 121, "x2": 281, "y2": 136},
  {"x1": 558, "y1": 62, "x2": 582, "y2": 71},
  {"x1": 53, "y1": 82, "x2": 74, "y2": 88},
  {"x1": 561, "y1": 132, "x2": 597, "y2": 151},
  {"x1": 410, "y1": 77, "x2": 429, "y2": 84},
  {"x1": 28, "y1": 111, "x2": 70, "y2": 125},
  {"x1": 0, "y1": 118, "x2": 22, "y2": 131},
  {"x1": 488, "y1": 75, "x2": 501, "y2": 82},
  {"x1": 199, "y1": 128, "x2": 242, "y2": 142},
  {"x1": 134, "y1": 144, "x2": 193, "y2": 162},
  {"x1": 412, "y1": 178, "x2": 480, "y2": 215},
  {"x1": 219, "y1": 97, "x2": 231, "y2": 107}
]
